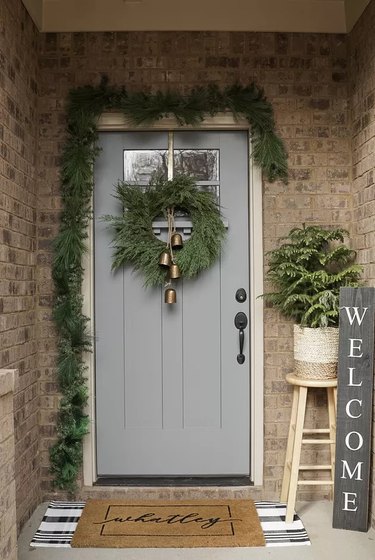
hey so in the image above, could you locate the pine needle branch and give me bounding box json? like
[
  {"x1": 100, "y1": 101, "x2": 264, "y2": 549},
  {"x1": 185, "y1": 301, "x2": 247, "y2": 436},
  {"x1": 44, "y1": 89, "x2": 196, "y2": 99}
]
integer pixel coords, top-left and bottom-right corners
[{"x1": 262, "y1": 225, "x2": 363, "y2": 327}]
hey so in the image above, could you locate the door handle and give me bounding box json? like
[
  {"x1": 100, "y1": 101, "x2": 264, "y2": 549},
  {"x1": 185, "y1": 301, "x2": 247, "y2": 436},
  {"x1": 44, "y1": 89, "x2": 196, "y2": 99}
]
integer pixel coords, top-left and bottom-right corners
[{"x1": 234, "y1": 312, "x2": 248, "y2": 364}]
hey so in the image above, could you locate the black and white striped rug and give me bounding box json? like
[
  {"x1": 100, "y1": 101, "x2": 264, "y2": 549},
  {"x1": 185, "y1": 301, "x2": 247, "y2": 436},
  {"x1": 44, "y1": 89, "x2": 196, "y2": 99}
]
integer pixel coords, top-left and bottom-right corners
[{"x1": 30, "y1": 501, "x2": 310, "y2": 548}]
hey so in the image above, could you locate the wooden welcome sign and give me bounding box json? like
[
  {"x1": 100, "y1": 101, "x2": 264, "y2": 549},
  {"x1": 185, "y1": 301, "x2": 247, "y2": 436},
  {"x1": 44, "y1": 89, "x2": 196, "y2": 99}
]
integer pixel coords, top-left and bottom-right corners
[{"x1": 333, "y1": 287, "x2": 375, "y2": 532}]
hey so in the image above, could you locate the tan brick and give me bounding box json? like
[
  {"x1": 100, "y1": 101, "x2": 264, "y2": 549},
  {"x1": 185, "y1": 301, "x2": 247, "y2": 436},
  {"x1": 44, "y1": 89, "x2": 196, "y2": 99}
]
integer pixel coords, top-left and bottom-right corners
[
  {"x1": 0, "y1": 371, "x2": 15, "y2": 397},
  {"x1": 0, "y1": 481, "x2": 16, "y2": 519},
  {"x1": 0, "y1": 436, "x2": 15, "y2": 469},
  {"x1": 0, "y1": 394, "x2": 13, "y2": 417},
  {"x1": 0, "y1": 505, "x2": 16, "y2": 539},
  {"x1": 0, "y1": 528, "x2": 17, "y2": 560},
  {"x1": 0, "y1": 3, "x2": 39, "y2": 536},
  {"x1": 0, "y1": 414, "x2": 14, "y2": 442}
]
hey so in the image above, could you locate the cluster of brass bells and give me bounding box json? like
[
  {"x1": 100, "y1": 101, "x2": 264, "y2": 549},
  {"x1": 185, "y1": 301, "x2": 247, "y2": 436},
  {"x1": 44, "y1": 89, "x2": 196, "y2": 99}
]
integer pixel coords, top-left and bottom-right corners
[
  {"x1": 159, "y1": 252, "x2": 182, "y2": 278},
  {"x1": 159, "y1": 223, "x2": 184, "y2": 303}
]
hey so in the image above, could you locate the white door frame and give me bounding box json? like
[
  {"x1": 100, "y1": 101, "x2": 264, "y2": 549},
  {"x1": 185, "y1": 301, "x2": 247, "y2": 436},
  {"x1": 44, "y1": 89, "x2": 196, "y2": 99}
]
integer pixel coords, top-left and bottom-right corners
[{"x1": 82, "y1": 112, "x2": 264, "y2": 487}]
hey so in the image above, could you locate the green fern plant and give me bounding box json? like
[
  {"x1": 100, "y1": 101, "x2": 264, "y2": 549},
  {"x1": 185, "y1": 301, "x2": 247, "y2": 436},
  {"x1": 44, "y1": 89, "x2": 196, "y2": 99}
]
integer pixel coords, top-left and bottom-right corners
[{"x1": 263, "y1": 225, "x2": 362, "y2": 327}]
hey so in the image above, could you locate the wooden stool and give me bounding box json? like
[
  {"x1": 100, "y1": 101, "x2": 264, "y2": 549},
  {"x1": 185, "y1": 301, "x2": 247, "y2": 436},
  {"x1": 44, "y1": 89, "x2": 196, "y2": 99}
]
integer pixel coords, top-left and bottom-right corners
[{"x1": 280, "y1": 373, "x2": 337, "y2": 523}]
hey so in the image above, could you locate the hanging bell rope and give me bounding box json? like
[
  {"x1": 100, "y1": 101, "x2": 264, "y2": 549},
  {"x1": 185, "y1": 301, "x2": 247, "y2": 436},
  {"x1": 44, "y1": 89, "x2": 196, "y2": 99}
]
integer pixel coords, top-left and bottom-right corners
[
  {"x1": 159, "y1": 206, "x2": 175, "y2": 268},
  {"x1": 167, "y1": 206, "x2": 181, "y2": 279},
  {"x1": 163, "y1": 206, "x2": 181, "y2": 303},
  {"x1": 168, "y1": 204, "x2": 184, "y2": 250},
  {"x1": 167, "y1": 206, "x2": 175, "y2": 264}
]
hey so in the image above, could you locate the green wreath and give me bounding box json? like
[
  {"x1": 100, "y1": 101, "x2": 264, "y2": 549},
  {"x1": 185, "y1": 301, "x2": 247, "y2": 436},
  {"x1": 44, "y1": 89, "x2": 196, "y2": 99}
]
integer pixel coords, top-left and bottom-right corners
[{"x1": 104, "y1": 175, "x2": 226, "y2": 287}]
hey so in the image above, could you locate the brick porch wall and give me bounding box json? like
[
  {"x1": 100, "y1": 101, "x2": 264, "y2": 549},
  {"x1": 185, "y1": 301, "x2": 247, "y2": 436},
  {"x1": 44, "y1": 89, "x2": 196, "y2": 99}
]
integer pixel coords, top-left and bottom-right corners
[
  {"x1": 0, "y1": 0, "x2": 40, "y2": 530},
  {"x1": 0, "y1": 370, "x2": 17, "y2": 560},
  {"x1": 349, "y1": 0, "x2": 375, "y2": 530},
  {"x1": 37, "y1": 31, "x2": 352, "y2": 501}
]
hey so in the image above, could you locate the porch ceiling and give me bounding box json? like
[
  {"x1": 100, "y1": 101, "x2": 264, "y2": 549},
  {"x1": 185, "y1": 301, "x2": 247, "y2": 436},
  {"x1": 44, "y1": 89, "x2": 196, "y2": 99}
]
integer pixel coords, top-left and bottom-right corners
[{"x1": 22, "y1": 0, "x2": 370, "y2": 34}]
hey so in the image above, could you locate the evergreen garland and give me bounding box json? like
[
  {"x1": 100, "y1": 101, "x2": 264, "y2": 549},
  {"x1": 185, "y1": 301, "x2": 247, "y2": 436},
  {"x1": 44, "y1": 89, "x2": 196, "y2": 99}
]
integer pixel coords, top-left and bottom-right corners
[
  {"x1": 51, "y1": 76, "x2": 288, "y2": 490},
  {"x1": 104, "y1": 175, "x2": 226, "y2": 286}
]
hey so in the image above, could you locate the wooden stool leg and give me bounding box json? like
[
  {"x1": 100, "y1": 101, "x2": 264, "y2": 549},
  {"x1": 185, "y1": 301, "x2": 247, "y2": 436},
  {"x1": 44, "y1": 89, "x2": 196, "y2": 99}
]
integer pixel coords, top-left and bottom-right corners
[
  {"x1": 280, "y1": 385, "x2": 299, "y2": 502},
  {"x1": 285, "y1": 386, "x2": 307, "y2": 524},
  {"x1": 327, "y1": 386, "x2": 337, "y2": 495}
]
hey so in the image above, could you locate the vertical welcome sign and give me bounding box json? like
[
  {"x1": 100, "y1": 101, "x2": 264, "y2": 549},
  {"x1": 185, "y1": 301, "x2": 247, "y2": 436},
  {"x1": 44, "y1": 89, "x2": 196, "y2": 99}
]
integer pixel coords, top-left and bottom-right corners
[{"x1": 333, "y1": 287, "x2": 375, "y2": 531}]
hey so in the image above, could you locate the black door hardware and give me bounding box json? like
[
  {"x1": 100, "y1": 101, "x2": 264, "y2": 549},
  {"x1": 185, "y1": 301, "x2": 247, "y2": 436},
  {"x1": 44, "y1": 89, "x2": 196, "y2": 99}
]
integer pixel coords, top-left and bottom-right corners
[
  {"x1": 235, "y1": 288, "x2": 247, "y2": 303},
  {"x1": 234, "y1": 312, "x2": 248, "y2": 364}
]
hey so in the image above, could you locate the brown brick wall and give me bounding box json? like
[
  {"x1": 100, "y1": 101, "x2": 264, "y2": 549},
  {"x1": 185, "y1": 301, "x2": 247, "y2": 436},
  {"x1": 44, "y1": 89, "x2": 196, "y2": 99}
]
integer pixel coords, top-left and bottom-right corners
[
  {"x1": 349, "y1": 0, "x2": 375, "y2": 530},
  {"x1": 0, "y1": 370, "x2": 17, "y2": 560},
  {"x1": 0, "y1": 0, "x2": 40, "y2": 530},
  {"x1": 37, "y1": 31, "x2": 352, "y2": 501}
]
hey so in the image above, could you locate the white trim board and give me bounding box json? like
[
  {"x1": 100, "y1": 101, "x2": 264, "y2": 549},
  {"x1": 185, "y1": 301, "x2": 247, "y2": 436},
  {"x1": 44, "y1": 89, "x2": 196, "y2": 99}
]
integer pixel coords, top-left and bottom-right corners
[{"x1": 82, "y1": 113, "x2": 264, "y2": 488}]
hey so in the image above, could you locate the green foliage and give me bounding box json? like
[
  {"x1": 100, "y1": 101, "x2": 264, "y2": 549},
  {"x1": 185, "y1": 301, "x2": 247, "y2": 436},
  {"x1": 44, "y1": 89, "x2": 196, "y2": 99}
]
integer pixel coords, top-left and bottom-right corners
[
  {"x1": 262, "y1": 225, "x2": 363, "y2": 327},
  {"x1": 51, "y1": 76, "x2": 288, "y2": 490},
  {"x1": 104, "y1": 175, "x2": 227, "y2": 286},
  {"x1": 49, "y1": 84, "x2": 105, "y2": 491},
  {"x1": 50, "y1": 388, "x2": 90, "y2": 490},
  {"x1": 118, "y1": 83, "x2": 288, "y2": 182}
]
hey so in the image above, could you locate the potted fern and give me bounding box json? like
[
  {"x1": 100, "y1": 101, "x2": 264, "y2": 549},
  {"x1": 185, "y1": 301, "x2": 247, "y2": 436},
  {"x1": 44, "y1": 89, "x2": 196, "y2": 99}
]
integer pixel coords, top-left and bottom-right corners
[{"x1": 263, "y1": 225, "x2": 362, "y2": 378}]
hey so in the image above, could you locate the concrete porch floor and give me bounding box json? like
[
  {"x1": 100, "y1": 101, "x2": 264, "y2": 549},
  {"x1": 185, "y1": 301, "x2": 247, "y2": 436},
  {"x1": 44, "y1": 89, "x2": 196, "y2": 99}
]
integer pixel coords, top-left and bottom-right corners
[{"x1": 18, "y1": 501, "x2": 375, "y2": 560}]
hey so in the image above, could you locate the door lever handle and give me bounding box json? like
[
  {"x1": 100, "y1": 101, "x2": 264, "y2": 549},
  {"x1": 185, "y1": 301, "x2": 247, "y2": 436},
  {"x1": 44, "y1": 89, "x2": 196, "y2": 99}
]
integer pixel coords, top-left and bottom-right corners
[{"x1": 234, "y1": 312, "x2": 248, "y2": 364}]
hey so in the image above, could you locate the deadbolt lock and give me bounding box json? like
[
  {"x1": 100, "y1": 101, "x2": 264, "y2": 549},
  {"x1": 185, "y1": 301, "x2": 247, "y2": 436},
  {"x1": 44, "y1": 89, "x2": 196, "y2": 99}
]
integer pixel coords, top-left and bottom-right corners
[{"x1": 235, "y1": 288, "x2": 247, "y2": 303}]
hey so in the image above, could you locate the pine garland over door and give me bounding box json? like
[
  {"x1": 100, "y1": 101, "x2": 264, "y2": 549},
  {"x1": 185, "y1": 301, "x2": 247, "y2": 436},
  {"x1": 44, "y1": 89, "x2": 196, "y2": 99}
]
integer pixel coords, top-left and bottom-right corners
[{"x1": 51, "y1": 77, "x2": 288, "y2": 490}]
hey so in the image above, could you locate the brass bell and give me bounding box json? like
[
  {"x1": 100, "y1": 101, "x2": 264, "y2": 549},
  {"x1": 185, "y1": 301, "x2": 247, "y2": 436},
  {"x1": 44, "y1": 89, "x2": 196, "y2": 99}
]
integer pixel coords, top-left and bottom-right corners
[
  {"x1": 164, "y1": 287, "x2": 177, "y2": 304},
  {"x1": 159, "y1": 250, "x2": 171, "y2": 267},
  {"x1": 171, "y1": 232, "x2": 183, "y2": 249},
  {"x1": 169, "y1": 263, "x2": 181, "y2": 279}
]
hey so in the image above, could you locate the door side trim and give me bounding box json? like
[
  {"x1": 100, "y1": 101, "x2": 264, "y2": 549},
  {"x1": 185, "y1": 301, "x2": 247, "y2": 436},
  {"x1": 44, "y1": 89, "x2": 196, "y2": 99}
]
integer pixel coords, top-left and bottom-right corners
[
  {"x1": 82, "y1": 113, "x2": 264, "y2": 487},
  {"x1": 248, "y1": 151, "x2": 264, "y2": 486}
]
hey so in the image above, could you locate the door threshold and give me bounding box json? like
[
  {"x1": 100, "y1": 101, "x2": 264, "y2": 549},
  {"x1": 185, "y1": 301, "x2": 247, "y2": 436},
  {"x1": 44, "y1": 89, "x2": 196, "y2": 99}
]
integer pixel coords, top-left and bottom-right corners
[{"x1": 95, "y1": 476, "x2": 253, "y2": 487}]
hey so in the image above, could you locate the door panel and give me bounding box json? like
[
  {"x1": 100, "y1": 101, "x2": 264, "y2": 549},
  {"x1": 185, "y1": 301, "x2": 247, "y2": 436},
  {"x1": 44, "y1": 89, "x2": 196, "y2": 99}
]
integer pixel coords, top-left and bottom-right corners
[
  {"x1": 182, "y1": 268, "x2": 222, "y2": 429},
  {"x1": 94, "y1": 130, "x2": 250, "y2": 476}
]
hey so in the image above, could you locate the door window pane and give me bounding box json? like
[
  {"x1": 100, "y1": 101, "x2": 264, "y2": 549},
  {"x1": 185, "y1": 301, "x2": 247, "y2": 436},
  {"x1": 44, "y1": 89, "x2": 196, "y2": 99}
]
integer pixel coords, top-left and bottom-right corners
[
  {"x1": 198, "y1": 185, "x2": 220, "y2": 198},
  {"x1": 174, "y1": 149, "x2": 219, "y2": 181},
  {"x1": 123, "y1": 150, "x2": 168, "y2": 184},
  {"x1": 123, "y1": 147, "x2": 220, "y2": 209}
]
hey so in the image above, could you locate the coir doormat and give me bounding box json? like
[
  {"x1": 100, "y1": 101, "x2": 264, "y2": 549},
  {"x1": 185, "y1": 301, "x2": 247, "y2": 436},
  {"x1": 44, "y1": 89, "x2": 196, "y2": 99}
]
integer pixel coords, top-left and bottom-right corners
[
  {"x1": 71, "y1": 499, "x2": 265, "y2": 548},
  {"x1": 30, "y1": 501, "x2": 310, "y2": 547}
]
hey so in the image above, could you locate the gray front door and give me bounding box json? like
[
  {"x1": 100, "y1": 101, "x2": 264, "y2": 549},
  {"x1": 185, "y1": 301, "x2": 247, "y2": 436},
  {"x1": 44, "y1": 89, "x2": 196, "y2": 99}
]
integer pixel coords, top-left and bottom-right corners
[{"x1": 94, "y1": 130, "x2": 250, "y2": 477}]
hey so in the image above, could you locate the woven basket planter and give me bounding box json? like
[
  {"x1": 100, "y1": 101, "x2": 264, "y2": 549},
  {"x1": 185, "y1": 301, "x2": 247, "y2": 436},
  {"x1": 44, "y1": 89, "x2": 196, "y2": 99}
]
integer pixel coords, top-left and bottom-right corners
[{"x1": 293, "y1": 325, "x2": 339, "y2": 379}]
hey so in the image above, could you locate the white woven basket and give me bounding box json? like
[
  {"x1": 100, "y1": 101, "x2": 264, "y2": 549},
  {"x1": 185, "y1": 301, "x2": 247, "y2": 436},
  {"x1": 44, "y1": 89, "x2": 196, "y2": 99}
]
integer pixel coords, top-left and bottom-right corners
[{"x1": 293, "y1": 325, "x2": 339, "y2": 379}]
